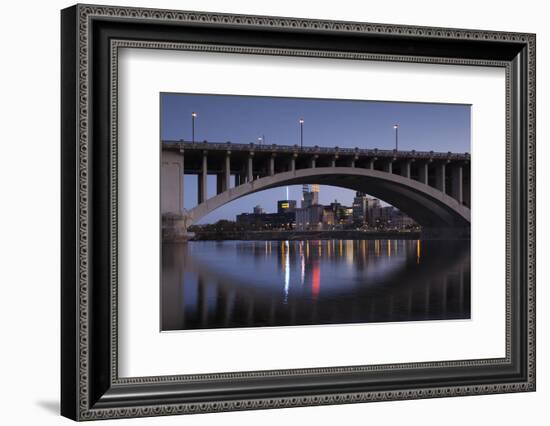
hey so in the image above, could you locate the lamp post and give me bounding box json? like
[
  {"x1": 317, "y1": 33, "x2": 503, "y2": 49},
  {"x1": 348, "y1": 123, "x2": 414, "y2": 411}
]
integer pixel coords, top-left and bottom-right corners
[
  {"x1": 299, "y1": 118, "x2": 304, "y2": 150},
  {"x1": 393, "y1": 123, "x2": 399, "y2": 151},
  {"x1": 191, "y1": 111, "x2": 197, "y2": 142}
]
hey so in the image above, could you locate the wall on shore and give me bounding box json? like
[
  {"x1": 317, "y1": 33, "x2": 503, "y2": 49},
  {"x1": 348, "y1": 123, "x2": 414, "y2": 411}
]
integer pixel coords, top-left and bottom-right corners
[{"x1": 191, "y1": 230, "x2": 421, "y2": 240}]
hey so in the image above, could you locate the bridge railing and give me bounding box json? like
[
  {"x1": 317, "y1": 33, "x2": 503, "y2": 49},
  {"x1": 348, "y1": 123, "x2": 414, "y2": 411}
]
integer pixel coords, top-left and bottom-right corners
[{"x1": 162, "y1": 140, "x2": 470, "y2": 160}]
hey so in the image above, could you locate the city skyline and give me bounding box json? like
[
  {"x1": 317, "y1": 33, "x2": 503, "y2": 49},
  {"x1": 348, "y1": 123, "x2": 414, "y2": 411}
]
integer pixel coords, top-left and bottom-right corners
[
  {"x1": 226, "y1": 190, "x2": 416, "y2": 233},
  {"x1": 161, "y1": 93, "x2": 471, "y2": 223}
]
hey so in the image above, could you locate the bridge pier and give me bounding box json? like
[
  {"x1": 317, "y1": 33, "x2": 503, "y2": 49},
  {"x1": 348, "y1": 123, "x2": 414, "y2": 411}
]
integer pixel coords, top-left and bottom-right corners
[
  {"x1": 161, "y1": 149, "x2": 184, "y2": 215},
  {"x1": 310, "y1": 155, "x2": 318, "y2": 168},
  {"x1": 419, "y1": 162, "x2": 429, "y2": 185},
  {"x1": 247, "y1": 153, "x2": 254, "y2": 182},
  {"x1": 198, "y1": 152, "x2": 208, "y2": 203},
  {"x1": 436, "y1": 162, "x2": 446, "y2": 194},
  {"x1": 368, "y1": 158, "x2": 376, "y2": 170},
  {"x1": 289, "y1": 155, "x2": 296, "y2": 172},
  {"x1": 161, "y1": 149, "x2": 196, "y2": 241},
  {"x1": 269, "y1": 154, "x2": 275, "y2": 176},
  {"x1": 384, "y1": 159, "x2": 394, "y2": 174},
  {"x1": 221, "y1": 152, "x2": 231, "y2": 191},
  {"x1": 463, "y1": 172, "x2": 471, "y2": 207},
  {"x1": 451, "y1": 165, "x2": 463, "y2": 204},
  {"x1": 402, "y1": 160, "x2": 412, "y2": 179}
]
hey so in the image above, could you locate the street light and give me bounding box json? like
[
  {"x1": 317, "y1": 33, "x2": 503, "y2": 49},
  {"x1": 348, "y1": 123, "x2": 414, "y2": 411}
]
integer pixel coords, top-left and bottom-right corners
[
  {"x1": 393, "y1": 123, "x2": 399, "y2": 151},
  {"x1": 299, "y1": 118, "x2": 304, "y2": 150},
  {"x1": 191, "y1": 111, "x2": 198, "y2": 142}
]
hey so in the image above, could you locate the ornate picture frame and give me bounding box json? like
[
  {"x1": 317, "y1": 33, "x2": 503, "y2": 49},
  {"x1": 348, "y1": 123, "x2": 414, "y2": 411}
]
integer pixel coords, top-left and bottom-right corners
[{"x1": 61, "y1": 4, "x2": 535, "y2": 421}]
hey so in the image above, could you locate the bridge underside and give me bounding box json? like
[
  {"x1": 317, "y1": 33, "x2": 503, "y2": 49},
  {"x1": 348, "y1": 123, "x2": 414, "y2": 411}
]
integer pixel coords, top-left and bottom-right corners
[
  {"x1": 288, "y1": 175, "x2": 469, "y2": 239},
  {"x1": 174, "y1": 167, "x2": 470, "y2": 240}
]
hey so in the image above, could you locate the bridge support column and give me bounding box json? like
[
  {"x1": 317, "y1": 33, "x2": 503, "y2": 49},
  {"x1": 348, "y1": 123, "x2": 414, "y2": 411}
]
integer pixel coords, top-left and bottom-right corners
[
  {"x1": 419, "y1": 162, "x2": 429, "y2": 185},
  {"x1": 463, "y1": 168, "x2": 471, "y2": 207},
  {"x1": 289, "y1": 155, "x2": 296, "y2": 172},
  {"x1": 349, "y1": 156, "x2": 357, "y2": 168},
  {"x1": 436, "y1": 163, "x2": 446, "y2": 194},
  {"x1": 330, "y1": 156, "x2": 337, "y2": 167},
  {"x1": 222, "y1": 152, "x2": 231, "y2": 191},
  {"x1": 368, "y1": 158, "x2": 375, "y2": 170},
  {"x1": 247, "y1": 153, "x2": 254, "y2": 182},
  {"x1": 269, "y1": 154, "x2": 275, "y2": 176},
  {"x1": 198, "y1": 152, "x2": 208, "y2": 204},
  {"x1": 451, "y1": 165, "x2": 463, "y2": 204},
  {"x1": 161, "y1": 149, "x2": 184, "y2": 215},
  {"x1": 310, "y1": 155, "x2": 318, "y2": 168},
  {"x1": 402, "y1": 160, "x2": 412, "y2": 179},
  {"x1": 384, "y1": 160, "x2": 393, "y2": 174}
]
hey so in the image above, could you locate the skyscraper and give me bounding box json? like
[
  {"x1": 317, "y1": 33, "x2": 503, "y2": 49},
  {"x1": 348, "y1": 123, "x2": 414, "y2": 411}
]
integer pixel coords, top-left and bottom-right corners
[
  {"x1": 367, "y1": 198, "x2": 382, "y2": 227},
  {"x1": 352, "y1": 192, "x2": 368, "y2": 226},
  {"x1": 302, "y1": 184, "x2": 319, "y2": 208}
]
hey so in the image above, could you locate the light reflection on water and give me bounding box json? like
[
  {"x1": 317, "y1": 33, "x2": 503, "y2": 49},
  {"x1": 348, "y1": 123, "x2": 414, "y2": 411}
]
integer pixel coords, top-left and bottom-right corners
[{"x1": 161, "y1": 239, "x2": 470, "y2": 331}]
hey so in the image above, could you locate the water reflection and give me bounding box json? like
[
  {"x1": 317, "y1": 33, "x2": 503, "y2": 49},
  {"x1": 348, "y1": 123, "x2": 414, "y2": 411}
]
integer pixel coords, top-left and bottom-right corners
[{"x1": 161, "y1": 239, "x2": 470, "y2": 331}]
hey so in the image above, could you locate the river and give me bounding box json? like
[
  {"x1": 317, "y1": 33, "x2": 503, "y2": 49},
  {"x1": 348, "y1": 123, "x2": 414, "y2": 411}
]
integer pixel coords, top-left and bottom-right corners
[{"x1": 161, "y1": 239, "x2": 470, "y2": 331}]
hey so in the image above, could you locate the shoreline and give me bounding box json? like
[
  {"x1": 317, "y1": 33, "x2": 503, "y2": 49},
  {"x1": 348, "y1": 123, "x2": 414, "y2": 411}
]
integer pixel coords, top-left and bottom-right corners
[{"x1": 188, "y1": 230, "x2": 422, "y2": 241}]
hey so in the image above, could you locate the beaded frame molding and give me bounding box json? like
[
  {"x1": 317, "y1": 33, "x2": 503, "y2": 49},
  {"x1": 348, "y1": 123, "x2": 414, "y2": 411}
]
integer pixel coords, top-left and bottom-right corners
[{"x1": 61, "y1": 4, "x2": 536, "y2": 421}]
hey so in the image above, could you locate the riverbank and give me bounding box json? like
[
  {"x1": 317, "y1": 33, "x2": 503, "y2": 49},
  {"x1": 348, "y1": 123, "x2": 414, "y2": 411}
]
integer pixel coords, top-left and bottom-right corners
[{"x1": 190, "y1": 229, "x2": 421, "y2": 241}]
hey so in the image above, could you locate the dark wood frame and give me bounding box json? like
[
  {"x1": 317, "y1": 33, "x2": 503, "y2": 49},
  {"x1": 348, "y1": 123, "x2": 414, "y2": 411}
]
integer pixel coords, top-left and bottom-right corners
[{"x1": 61, "y1": 4, "x2": 536, "y2": 421}]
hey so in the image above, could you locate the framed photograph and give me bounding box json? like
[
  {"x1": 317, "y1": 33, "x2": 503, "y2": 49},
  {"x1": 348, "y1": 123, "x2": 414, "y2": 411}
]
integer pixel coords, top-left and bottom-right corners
[{"x1": 61, "y1": 4, "x2": 536, "y2": 421}]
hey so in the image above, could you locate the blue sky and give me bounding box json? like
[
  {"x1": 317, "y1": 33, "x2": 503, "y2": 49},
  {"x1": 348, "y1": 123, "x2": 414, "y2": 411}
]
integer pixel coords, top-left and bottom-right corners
[{"x1": 161, "y1": 93, "x2": 470, "y2": 223}]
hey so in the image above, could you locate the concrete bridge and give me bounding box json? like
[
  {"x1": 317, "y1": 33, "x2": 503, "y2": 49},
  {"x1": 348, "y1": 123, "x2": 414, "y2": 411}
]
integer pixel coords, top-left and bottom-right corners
[{"x1": 161, "y1": 140, "x2": 471, "y2": 239}]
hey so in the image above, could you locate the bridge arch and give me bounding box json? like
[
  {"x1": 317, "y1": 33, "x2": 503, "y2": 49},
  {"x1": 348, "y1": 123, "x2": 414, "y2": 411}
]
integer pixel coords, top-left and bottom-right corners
[{"x1": 185, "y1": 167, "x2": 470, "y2": 238}]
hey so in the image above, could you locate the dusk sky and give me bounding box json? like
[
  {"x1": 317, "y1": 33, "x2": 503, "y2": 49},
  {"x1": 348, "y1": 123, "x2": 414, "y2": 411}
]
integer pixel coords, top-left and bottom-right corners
[{"x1": 161, "y1": 93, "x2": 471, "y2": 223}]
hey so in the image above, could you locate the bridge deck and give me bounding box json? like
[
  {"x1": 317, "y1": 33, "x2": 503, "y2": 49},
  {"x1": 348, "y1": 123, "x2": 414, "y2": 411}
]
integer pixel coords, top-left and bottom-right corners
[
  {"x1": 161, "y1": 139, "x2": 471, "y2": 238},
  {"x1": 163, "y1": 140, "x2": 470, "y2": 161}
]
